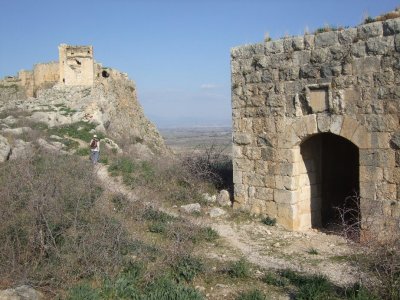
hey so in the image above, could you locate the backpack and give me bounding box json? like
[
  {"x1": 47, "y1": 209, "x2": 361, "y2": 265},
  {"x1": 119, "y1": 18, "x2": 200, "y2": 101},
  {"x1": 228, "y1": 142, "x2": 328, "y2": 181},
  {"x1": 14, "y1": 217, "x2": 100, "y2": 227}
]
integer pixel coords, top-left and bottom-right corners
[{"x1": 90, "y1": 139, "x2": 97, "y2": 149}]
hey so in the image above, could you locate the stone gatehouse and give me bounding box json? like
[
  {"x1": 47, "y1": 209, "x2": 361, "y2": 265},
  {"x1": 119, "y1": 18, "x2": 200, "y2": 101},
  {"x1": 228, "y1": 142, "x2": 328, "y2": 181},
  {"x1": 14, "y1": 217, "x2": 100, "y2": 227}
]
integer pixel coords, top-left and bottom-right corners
[{"x1": 231, "y1": 17, "x2": 400, "y2": 235}]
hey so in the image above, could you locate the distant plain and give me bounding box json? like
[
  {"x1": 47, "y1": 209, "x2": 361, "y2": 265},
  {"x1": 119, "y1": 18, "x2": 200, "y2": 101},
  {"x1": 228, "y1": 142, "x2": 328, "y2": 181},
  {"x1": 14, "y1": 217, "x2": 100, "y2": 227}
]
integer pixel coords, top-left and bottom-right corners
[{"x1": 160, "y1": 126, "x2": 232, "y2": 155}]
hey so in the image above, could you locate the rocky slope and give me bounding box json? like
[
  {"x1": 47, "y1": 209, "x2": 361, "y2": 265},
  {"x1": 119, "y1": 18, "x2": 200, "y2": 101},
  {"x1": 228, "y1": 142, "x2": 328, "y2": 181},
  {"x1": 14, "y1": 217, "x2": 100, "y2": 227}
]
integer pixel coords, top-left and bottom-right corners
[{"x1": 0, "y1": 70, "x2": 168, "y2": 160}]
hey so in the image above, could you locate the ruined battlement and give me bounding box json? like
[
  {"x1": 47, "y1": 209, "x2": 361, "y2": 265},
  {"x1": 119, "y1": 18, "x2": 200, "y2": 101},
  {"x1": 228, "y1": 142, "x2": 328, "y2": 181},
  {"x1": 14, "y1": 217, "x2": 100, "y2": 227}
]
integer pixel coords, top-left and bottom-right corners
[
  {"x1": 59, "y1": 44, "x2": 94, "y2": 86},
  {"x1": 0, "y1": 44, "x2": 123, "y2": 99},
  {"x1": 231, "y1": 16, "x2": 400, "y2": 235}
]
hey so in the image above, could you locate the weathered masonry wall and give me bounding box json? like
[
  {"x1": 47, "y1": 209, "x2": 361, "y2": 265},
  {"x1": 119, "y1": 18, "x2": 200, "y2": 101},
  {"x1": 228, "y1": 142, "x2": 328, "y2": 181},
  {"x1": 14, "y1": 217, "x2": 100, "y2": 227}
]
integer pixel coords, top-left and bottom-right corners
[
  {"x1": 231, "y1": 18, "x2": 400, "y2": 235},
  {"x1": 59, "y1": 44, "x2": 94, "y2": 86}
]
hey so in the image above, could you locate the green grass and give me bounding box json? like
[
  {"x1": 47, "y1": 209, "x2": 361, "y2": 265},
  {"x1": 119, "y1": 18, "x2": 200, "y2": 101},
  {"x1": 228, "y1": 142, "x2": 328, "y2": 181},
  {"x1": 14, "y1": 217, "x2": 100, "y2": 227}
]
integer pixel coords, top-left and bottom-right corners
[
  {"x1": 59, "y1": 107, "x2": 78, "y2": 116},
  {"x1": 173, "y1": 255, "x2": 203, "y2": 283},
  {"x1": 228, "y1": 258, "x2": 251, "y2": 279},
  {"x1": 306, "y1": 248, "x2": 319, "y2": 255},
  {"x1": 236, "y1": 289, "x2": 267, "y2": 300},
  {"x1": 75, "y1": 147, "x2": 90, "y2": 156},
  {"x1": 108, "y1": 158, "x2": 155, "y2": 187},
  {"x1": 48, "y1": 121, "x2": 104, "y2": 142},
  {"x1": 262, "y1": 272, "x2": 288, "y2": 287},
  {"x1": 197, "y1": 227, "x2": 219, "y2": 242}
]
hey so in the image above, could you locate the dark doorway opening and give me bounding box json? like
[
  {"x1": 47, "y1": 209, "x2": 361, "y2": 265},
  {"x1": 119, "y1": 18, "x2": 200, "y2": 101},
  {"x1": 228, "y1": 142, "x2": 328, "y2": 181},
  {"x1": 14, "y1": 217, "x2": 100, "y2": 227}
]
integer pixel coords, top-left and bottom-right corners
[{"x1": 300, "y1": 133, "x2": 359, "y2": 229}]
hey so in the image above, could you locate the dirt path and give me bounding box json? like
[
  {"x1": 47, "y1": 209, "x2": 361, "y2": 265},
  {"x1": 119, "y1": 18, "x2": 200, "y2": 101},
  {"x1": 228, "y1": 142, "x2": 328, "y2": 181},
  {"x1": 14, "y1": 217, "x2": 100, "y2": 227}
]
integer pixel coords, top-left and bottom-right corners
[
  {"x1": 93, "y1": 161, "x2": 362, "y2": 288},
  {"x1": 208, "y1": 220, "x2": 361, "y2": 287}
]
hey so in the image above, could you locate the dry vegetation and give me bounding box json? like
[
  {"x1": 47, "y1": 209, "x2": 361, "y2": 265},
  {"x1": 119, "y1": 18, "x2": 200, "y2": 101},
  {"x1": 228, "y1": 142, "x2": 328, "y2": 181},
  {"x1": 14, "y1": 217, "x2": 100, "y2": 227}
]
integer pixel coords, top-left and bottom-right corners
[{"x1": 0, "y1": 123, "x2": 399, "y2": 299}]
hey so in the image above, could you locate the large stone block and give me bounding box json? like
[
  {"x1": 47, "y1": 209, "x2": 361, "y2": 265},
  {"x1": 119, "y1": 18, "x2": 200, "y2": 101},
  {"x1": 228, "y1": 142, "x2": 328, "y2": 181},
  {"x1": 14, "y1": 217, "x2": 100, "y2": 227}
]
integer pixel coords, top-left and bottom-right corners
[
  {"x1": 376, "y1": 182, "x2": 397, "y2": 200},
  {"x1": 371, "y1": 132, "x2": 391, "y2": 149},
  {"x1": 339, "y1": 27, "x2": 357, "y2": 44},
  {"x1": 314, "y1": 31, "x2": 339, "y2": 48},
  {"x1": 360, "y1": 166, "x2": 383, "y2": 182},
  {"x1": 275, "y1": 175, "x2": 298, "y2": 191},
  {"x1": 366, "y1": 36, "x2": 393, "y2": 55},
  {"x1": 274, "y1": 189, "x2": 297, "y2": 204},
  {"x1": 340, "y1": 116, "x2": 359, "y2": 141},
  {"x1": 329, "y1": 115, "x2": 343, "y2": 135},
  {"x1": 357, "y1": 22, "x2": 383, "y2": 40},
  {"x1": 352, "y1": 56, "x2": 381, "y2": 74},
  {"x1": 234, "y1": 158, "x2": 254, "y2": 172},
  {"x1": 383, "y1": 18, "x2": 400, "y2": 35},
  {"x1": 265, "y1": 40, "x2": 284, "y2": 53},
  {"x1": 233, "y1": 133, "x2": 252, "y2": 145},
  {"x1": 317, "y1": 113, "x2": 331, "y2": 132},
  {"x1": 255, "y1": 187, "x2": 274, "y2": 200},
  {"x1": 278, "y1": 126, "x2": 301, "y2": 149}
]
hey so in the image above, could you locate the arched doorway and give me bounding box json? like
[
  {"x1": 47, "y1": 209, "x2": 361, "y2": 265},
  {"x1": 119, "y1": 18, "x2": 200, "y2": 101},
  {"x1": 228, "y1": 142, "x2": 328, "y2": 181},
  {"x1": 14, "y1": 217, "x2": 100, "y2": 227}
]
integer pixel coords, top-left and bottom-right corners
[{"x1": 300, "y1": 133, "x2": 359, "y2": 229}]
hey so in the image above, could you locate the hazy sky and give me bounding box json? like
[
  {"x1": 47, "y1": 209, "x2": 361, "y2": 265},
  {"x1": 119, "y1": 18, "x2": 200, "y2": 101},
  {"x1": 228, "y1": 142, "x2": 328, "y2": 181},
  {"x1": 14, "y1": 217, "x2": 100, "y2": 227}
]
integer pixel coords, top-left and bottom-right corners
[{"x1": 0, "y1": 0, "x2": 398, "y2": 127}]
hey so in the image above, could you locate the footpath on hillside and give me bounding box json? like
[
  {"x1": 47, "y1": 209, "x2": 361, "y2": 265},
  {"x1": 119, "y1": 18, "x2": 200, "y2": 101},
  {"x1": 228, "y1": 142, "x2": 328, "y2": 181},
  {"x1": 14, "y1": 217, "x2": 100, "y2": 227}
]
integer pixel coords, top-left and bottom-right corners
[{"x1": 93, "y1": 160, "x2": 362, "y2": 288}]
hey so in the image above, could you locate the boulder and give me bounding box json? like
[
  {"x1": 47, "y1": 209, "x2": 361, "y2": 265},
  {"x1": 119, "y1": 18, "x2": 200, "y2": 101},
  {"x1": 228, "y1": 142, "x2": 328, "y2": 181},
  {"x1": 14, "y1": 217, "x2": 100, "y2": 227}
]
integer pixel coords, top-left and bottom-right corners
[
  {"x1": 2, "y1": 127, "x2": 32, "y2": 135},
  {"x1": 180, "y1": 203, "x2": 201, "y2": 213},
  {"x1": 9, "y1": 140, "x2": 34, "y2": 160},
  {"x1": 0, "y1": 135, "x2": 11, "y2": 162},
  {"x1": 216, "y1": 190, "x2": 231, "y2": 207},
  {"x1": 202, "y1": 193, "x2": 216, "y2": 203},
  {"x1": 0, "y1": 285, "x2": 43, "y2": 300},
  {"x1": 36, "y1": 138, "x2": 67, "y2": 154},
  {"x1": 209, "y1": 208, "x2": 226, "y2": 218}
]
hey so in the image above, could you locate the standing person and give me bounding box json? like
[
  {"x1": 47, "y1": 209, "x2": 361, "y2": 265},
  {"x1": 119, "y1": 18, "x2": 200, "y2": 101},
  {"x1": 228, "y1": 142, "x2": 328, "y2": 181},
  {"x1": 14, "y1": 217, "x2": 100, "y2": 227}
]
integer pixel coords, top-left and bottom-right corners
[{"x1": 89, "y1": 134, "x2": 100, "y2": 164}]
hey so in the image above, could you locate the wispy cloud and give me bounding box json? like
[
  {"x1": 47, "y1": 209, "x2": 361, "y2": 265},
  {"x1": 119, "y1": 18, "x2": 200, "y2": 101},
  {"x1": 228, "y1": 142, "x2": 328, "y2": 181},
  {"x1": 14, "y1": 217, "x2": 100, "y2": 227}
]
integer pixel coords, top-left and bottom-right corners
[{"x1": 200, "y1": 83, "x2": 219, "y2": 90}]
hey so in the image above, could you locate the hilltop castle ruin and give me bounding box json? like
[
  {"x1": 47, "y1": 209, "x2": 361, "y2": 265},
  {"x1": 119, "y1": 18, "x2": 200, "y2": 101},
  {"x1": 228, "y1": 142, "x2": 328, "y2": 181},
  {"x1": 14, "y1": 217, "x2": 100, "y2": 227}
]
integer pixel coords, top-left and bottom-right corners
[
  {"x1": 1, "y1": 44, "x2": 115, "y2": 98},
  {"x1": 231, "y1": 16, "x2": 400, "y2": 236}
]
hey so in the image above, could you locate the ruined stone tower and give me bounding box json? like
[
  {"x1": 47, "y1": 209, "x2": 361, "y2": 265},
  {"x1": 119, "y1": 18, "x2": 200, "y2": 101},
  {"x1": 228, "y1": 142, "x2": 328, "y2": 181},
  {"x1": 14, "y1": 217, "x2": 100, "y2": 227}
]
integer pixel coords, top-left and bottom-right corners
[
  {"x1": 231, "y1": 17, "x2": 400, "y2": 235},
  {"x1": 58, "y1": 44, "x2": 94, "y2": 86}
]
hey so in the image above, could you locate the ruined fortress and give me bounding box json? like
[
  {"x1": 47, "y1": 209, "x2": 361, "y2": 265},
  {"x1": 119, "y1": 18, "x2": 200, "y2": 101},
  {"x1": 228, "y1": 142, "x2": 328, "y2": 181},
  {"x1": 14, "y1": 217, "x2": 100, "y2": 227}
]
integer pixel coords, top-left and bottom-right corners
[
  {"x1": 1, "y1": 44, "x2": 116, "y2": 98},
  {"x1": 231, "y1": 16, "x2": 400, "y2": 235}
]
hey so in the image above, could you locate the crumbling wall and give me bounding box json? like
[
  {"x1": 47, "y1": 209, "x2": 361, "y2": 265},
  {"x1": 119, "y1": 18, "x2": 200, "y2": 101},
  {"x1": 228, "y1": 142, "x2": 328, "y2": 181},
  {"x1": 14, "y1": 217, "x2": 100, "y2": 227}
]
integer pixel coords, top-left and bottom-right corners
[
  {"x1": 231, "y1": 17, "x2": 400, "y2": 234},
  {"x1": 18, "y1": 70, "x2": 34, "y2": 97},
  {"x1": 33, "y1": 62, "x2": 59, "y2": 95},
  {"x1": 59, "y1": 44, "x2": 94, "y2": 86}
]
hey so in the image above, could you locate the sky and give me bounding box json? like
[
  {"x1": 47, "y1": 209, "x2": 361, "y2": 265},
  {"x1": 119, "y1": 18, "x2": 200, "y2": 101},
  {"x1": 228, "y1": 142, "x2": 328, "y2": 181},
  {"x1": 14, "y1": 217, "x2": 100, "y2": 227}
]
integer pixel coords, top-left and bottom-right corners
[{"x1": 0, "y1": 0, "x2": 398, "y2": 128}]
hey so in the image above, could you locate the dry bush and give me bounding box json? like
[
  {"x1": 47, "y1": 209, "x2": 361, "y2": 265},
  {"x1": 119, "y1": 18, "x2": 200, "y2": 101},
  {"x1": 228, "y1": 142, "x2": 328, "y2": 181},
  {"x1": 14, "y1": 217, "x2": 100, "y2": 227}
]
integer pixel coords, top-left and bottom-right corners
[
  {"x1": 336, "y1": 194, "x2": 400, "y2": 299},
  {"x1": 0, "y1": 152, "x2": 130, "y2": 290},
  {"x1": 180, "y1": 143, "x2": 233, "y2": 192}
]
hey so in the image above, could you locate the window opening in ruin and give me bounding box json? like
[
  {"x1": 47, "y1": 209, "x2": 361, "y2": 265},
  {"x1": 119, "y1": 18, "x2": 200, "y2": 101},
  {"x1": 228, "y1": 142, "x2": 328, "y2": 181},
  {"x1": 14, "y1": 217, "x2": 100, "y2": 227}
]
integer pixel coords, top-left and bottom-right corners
[
  {"x1": 300, "y1": 132, "x2": 359, "y2": 230},
  {"x1": 102, "y1": 70, "x2": 109, "y2": 78},
  {"x1": 75, "y1": 59, "x2": 81, "y2": 65},
  {"x1": 63, "y1": 78, "x2": 65, "y2": 83}
]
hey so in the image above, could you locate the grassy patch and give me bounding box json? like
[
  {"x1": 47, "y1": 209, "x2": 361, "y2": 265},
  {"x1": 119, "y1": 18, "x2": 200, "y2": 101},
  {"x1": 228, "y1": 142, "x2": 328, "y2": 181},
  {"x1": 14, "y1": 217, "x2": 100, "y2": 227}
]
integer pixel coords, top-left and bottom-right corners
[
  {"x1": 306, "y1": 248, "x2": 319, "y2": 255},
  {"x1": 228, "y1": 258, "x2": 251, "y2": 279},
  {"x1": 59, "y1": 107, "x2": 78, "y2": 116},
  {"x1": 48, "y1": 121, "x2": 104, "y2": 142},
  {"x1": 75, "y1": 147, "x2": 90, "y2": 156},
  {"x1": 173, "y1": 255, "x2": 203, "y2": 283},
  {"x1": 108, "y1": 157, "x2": 155, "y2": 188},
  {"x1": 236, "y1": 289, "x2": 267, "y2": 300}
]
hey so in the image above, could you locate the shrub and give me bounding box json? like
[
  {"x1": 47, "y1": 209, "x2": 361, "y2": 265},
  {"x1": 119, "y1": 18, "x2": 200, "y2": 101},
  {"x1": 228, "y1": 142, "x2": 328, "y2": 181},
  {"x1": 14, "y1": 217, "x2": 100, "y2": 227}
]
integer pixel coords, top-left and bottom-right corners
[
  {"x1": 149, "y1": 221, "x2": 167, "y2": 233},
  {"x1": 306, "y1": 248, "x2": 319, "y2": 255},
  {"x1": 280, "y1": 270, "x2": 333, "y2": 300},
  {"x1": 173, "y1": 255, "x2": 203, "y2": 282},
  {"x1": 261, "y1": 216, "x2": 276, "y2": 226},
  {"x1": 67, "y1": 284, "x2": 100, "y2": 300},
  {"x1": 228, "y1": 258, "x2": 251, "y2": 278},
  {"x1": 262, "y1": 272, "x2": 288, "y2": 287},
  {"x1": 236, "y1": 289, "x2": 267, "y2": 300},
  {"x1": 145, "y1": 277, "x2": 203, "y2": 300},
  {"x1": 198, "y1": 226, "x2": 219, "y2": 242},
  {"x1": 75, "y1": 147, "x2": 90, "y2": 156},
  {"x1": 142, "y1": 206, "x2": 175, "y2": 223},
  {"x1": 0, "y1": 153, "x2": 130, "y2": 288}
]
